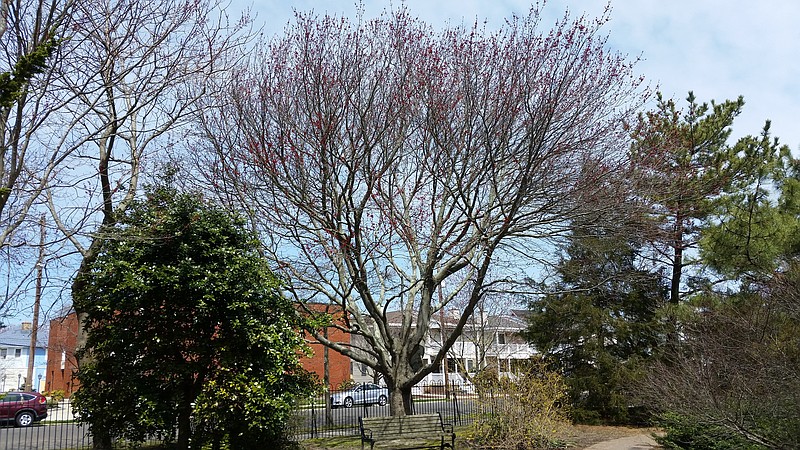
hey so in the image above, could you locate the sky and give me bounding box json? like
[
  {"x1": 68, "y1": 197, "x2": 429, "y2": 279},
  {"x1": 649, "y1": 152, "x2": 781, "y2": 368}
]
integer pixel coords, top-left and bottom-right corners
[
  {"x1": 6, "y1": 0, "x2": 799, "y2": 324},
  {"x1": 243, "y1": 0, "x2": 800, "y2": 152}
]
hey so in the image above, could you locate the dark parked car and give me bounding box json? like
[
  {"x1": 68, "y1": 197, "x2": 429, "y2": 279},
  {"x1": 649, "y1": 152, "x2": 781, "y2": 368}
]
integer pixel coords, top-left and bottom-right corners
[
  {"x1": 331, "y1": 383, "x2": 388, "y2": 408},
  {"x1": 0, "y1": 392, "x2": 48, "y2": 427}
]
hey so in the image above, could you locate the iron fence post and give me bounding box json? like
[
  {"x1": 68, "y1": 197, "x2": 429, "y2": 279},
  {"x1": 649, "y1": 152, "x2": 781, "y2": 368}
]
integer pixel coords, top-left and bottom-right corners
[
  {"x1": 452, "y1": 381, "x2": 461, "y2": 426},
  {"x1": 311, "y1": 395, "x2": 317, "y2": 439}
]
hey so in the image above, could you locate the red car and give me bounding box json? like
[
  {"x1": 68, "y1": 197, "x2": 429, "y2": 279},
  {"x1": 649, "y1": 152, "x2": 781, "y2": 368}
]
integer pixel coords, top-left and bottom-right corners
[{"x1": 0, "y1": 392, "x2": 48, "y2": 427}]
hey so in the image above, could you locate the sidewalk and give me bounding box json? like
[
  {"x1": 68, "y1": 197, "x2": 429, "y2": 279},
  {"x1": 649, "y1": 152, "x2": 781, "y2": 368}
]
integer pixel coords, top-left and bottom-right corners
[
  {"x1": 585, "y1": 434, "x2": 660, "y2": 450},
  {"x1": 41, "y1": 399, "x2": 75, "y2": 422}
]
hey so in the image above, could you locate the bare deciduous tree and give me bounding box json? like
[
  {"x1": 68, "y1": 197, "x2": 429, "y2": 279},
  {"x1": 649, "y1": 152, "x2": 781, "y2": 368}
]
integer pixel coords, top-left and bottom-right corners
[
  {"x1": 0, "y1": 0, "x2": 73, "y2": 316},
  {"x1": 439, "y1": 289, "x2": 523, "y2": 381},
  {"x1": 0, "y1": 0, "x2": 8, "y2": 38},
  {"x1": 52, "y1": 0, "x2": 250, "y2": 255},
  {"x1": 642, "y1": 284, "x2": 800, "y2": 449},
  {"x1": 43, "y1": 1, "x2": 253, "y2": 447},
  {"x1": 197, "y1": 6, "x2": 645, "y2": 415},
  {"x1": 5, "y1": 0, "x2": 253, "y2": 442},
  {"x1": 3, "y1": 0, "x2": 254, "y2": 379}
]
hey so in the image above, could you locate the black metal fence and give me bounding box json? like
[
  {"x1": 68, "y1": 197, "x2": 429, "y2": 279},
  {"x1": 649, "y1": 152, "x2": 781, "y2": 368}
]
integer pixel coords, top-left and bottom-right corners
[
  {"x1": 291, "y1": 381, "x2": 484, "y2": 440},
  {"x1": 0, "y1": 399, "x2": 161, "y2": 450},
  {"x1": 0, "y1": 383, "x2": 489, "y2": 448},
  {"x1": 0, "y1": 399, "x2": 87, "y2": 450}
]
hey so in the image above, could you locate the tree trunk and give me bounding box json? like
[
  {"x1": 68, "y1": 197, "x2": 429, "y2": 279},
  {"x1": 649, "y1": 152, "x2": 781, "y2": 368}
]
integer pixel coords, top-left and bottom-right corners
[
  {"x1": 667, "y1": 216, "x2": 684, "y2": 347},
  {"x1": 176, "y1": 399, "x2": 192, "y2": 450},
  {"x1": 73, "y1": 247, "x2": 103, "y2": 380},
  {"x1": 92, "y1": 432, "x2": 112, "y2": 450},
  {"x1": 671, "y1": 244, "x2": 683, "y2": 305},
  {"x1": 388, "y1": 384, "x2": 414, "y2": 416}
]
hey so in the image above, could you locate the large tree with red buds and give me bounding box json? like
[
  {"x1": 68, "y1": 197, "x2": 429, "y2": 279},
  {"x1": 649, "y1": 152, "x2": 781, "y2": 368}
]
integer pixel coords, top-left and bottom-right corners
[{"x1": 196, "y1": 6, "x2": 645, "y2": 415}]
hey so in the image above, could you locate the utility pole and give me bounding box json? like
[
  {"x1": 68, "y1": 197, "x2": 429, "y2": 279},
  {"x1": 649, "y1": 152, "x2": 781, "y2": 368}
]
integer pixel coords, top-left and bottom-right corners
[
  {"x1": 438, "y1": 286, "x2": 449, "y2": 400},
  {"x1": 323, "y1": 326, "x2": 333, "y2": 425},
  {"x1": 26, "y1": 215, "x2": 45, "y2": 391}
]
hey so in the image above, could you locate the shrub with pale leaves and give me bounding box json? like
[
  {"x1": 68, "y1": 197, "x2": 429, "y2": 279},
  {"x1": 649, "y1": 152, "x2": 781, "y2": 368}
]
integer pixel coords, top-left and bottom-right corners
[{"x1": 469, "y1": 360, "x2": 570, "y2": 449}]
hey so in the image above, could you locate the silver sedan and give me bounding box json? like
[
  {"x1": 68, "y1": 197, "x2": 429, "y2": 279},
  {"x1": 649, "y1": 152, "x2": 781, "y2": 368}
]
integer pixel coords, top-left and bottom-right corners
[{"x1": 330, "y1": 383, "x2": 388, "y2": 408}]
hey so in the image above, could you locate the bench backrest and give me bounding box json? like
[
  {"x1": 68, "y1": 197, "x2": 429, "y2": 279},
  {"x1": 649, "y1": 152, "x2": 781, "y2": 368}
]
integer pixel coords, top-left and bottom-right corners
[{"x1": 360, "y1": 413, "x2": 444, "y2": 440}]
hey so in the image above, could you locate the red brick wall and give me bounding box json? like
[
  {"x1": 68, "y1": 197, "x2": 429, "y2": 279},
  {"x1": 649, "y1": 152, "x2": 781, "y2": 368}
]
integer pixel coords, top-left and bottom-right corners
[
  {"x1": 47, "y1": 307, "x2": 355, "y2": 395},
  {"x1": 300, "y1": 304, "x2": 352, "y2": 390},
  {"x1": 302, "y1": 335, "x2": 351, "y2": 390},
  {"x1": 45, "y1": 314, "x2": 80, "y2": 397}
]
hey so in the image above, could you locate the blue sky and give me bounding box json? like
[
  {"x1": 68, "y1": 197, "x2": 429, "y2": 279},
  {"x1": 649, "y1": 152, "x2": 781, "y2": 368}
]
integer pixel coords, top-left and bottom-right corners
[
  {"x1": 7, "y1": 1, "x2": 798, "y2": 324},
  {"x1": 243, "y1": 0, "x2": 800, "y2": 151}
]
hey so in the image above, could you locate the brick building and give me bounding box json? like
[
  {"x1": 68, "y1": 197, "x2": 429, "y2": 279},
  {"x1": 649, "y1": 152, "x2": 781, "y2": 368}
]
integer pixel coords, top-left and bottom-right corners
[
  {"x1": 46, "y1": 305, "x2": 354, "y2": 396},
  {"x1": 44, "y1": 312, "x2": 80, "y2": 396},
  {"x1": 301, "y1": 303, "x2": 352, "y2": 390}
]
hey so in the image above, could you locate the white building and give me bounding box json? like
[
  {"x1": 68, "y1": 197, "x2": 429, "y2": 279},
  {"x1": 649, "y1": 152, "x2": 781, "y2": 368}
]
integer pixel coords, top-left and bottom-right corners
[
  {"x1": 351, "y1": 309, "x2": 536, "y2": 387},
  {"x1": 0, "y1": 323, "x2": 48, "y2": 392}
]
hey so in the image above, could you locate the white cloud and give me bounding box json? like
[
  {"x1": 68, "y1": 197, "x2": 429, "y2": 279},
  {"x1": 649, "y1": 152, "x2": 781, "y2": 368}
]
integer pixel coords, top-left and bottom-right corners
[{"x1": 585, "y1": 0, "x2": 800, "y2": 148}]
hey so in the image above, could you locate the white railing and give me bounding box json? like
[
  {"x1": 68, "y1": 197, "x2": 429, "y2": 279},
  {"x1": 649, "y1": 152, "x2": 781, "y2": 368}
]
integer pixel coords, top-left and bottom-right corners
[{"x1": 487, "y1": 343, "x2": 535, "y2": 358}]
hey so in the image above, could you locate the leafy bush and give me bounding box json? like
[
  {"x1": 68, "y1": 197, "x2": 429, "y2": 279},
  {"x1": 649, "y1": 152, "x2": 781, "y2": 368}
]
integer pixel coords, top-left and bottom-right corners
[
  {"x1": 472, "y1": 367, "x2": 500, "y2": 400},
  {"x1": 72, "y1": 187, "x2": 316, "y2": 450},
  {"x1": 336, "y1": 379, "x2": 358, "y2": 391},
  {"x1": 468, "y1": 360, "x2": 569, "y2": 449},
  {"x1": 43, "y1": 389, "x2": 66, "y2": 407}
]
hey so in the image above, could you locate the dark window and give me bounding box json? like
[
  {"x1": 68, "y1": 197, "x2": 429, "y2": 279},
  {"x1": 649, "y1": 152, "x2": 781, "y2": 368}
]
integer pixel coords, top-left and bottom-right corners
[
  {"x1": 447, "y1": 358, "x2": 457, "y2": 372},
  {"x1": 1, "y1": 393, "x2": 21, "y2": 402}
]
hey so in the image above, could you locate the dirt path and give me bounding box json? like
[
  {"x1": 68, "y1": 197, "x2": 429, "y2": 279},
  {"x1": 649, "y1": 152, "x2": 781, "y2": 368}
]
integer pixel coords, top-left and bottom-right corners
[{"x1": 585, "y1": 434, "x2": 661, "y2": 450}]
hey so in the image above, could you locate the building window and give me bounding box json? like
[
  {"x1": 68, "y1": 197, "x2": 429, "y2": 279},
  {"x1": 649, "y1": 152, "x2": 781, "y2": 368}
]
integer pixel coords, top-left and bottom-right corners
[
  {"x1": 497, "y1": 333, "x2": 506, "y2": 345},
  {"x1": 467, "y1": 359, "x2": 475, "y2": 372},
  {"x1": 14, "y1": 349, "x2": 21, "y2": 358},
  {"x1": 0, "y1": 348, "x2": 6, "y2": 359}
]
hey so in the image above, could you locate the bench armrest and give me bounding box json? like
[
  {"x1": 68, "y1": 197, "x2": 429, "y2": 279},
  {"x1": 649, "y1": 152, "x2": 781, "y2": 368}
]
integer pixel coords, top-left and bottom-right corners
[
  {"x1": 442, "y1": 423, "x2": 454, "y2": 434},
  {"x1": 361, "y1": 428, "x2": 373, "y2": 440}
]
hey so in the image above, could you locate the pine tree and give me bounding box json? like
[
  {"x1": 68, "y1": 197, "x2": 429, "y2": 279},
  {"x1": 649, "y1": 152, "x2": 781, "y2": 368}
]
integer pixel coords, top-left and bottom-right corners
[{"x1": 524, "y1": 220, "x2": 668, "y2": 423}]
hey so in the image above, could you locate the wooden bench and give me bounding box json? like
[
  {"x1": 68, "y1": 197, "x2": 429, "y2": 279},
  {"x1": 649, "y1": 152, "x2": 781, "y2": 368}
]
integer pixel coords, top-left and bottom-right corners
[{"x1": 359, "y1": 413, "x2": 455, "y2": 450}]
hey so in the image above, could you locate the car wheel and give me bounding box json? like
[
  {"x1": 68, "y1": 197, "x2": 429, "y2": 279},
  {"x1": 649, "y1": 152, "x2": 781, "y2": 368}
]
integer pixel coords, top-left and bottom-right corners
[
  {"x1": 378, "y1": 395, "x2": 387, "y2": 406},
  {"x1": 343, "y1": 397, "x2": 354, "y2": 408},
  {"x1": 15, "y1": 411, "x2": 34, "y2": 427}
]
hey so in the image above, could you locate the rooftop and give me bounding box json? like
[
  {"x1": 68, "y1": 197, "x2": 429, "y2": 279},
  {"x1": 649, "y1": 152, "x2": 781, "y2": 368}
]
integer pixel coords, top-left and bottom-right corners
[{"x1": 0, "y1": 323, "x2": 49, "y2": 348}]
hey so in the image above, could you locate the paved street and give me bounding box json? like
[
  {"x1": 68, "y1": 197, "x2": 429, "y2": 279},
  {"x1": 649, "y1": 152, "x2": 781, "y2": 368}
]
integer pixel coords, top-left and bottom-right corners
[
  {"x1": 0, "y1": 423, "x2": 91, "y2": 450},
  {"x1": 0, "y1": 395, "x2": 474, "y2": 448}
]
